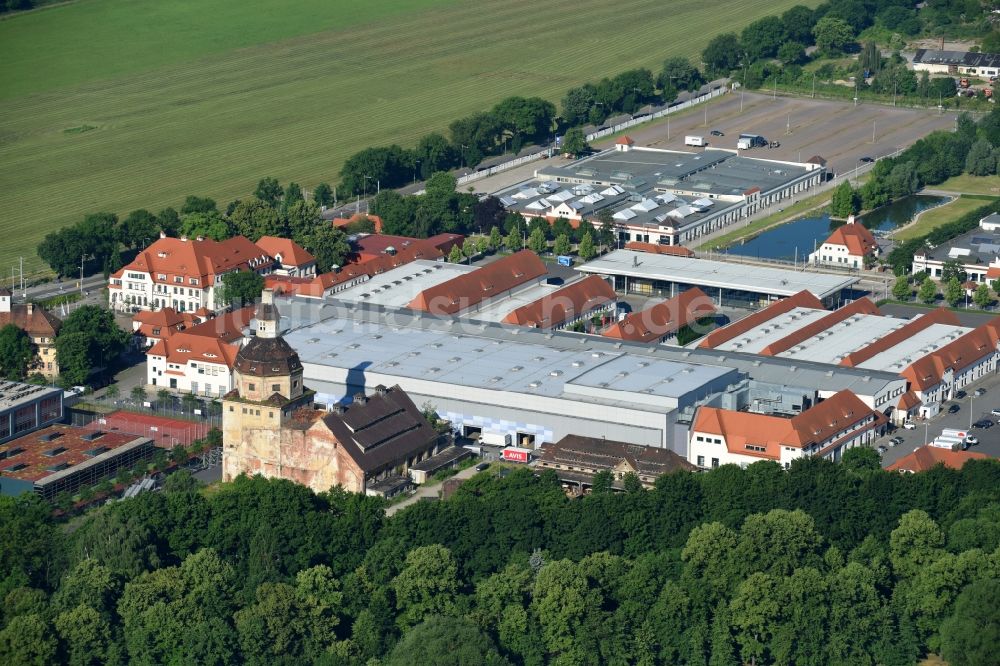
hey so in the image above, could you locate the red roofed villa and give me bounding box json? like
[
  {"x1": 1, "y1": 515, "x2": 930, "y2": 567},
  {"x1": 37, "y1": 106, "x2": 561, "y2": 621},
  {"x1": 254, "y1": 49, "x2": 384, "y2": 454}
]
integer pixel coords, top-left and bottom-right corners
[
  {"x1": 408, "y1": 250, "x2": 546, "y2": 315},
  {"x1": 887, "y1": 445, "x2": 988, "y2": 474},
  {"x1": 808, "y1": 216, "x2": 879, "y2": 269}
]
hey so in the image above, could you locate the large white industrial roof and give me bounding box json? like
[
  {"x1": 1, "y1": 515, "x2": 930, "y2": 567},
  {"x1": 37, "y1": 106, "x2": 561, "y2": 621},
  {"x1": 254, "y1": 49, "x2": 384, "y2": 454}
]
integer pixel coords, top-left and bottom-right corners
[
  {"x1": 330, "y1": 260, "x2": 475, "y2": 308},
  {"x1": 714, "y1": 307, "x2": 830, "y2": 353},
  {"x1": 776, "y1": 314, "x2": 905, "y2": 365},
  {"x1": 858, "y1": 323, "x2": 972, "y2": 372},
  {"x1": 577, "y1": 250, "x2": 858, "y2": 299},
  {"x1": 285, "y1": 315, "x2": 737, "y2": 411}
]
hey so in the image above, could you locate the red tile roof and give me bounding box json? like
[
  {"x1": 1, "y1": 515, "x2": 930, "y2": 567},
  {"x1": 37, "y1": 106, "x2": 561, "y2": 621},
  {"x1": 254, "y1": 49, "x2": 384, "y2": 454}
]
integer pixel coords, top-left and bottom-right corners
[
  {"x1": 502, "y1": 276, "x2": 616, "y2": 328},
  {"x1": 408, "y1": 250, "x2": 546, "y2": 315},
  {"x1": 182, "y1": 306, "x2": 256, "y2": 342},
  {"x1": 265, "y1": 239, "x2": 447, "y2": 298},
  {"x1": 0, "y1": 425, "x2": 142, "y2": 483},
  {"x1": 840, "y1": 308, "x2": 960, "y2": 367},
  {"x1": 987, "y1": 267, "x2": 1000, "y2": 280},
  {"x1": 148, "y1": 334, "x2": 241, "y2": 369},
  {"x1": 603, "y1": 287, "x2": 715, "y2": 343},
  {"x1": 901, "y1": 315, "x2": 1000, "y2": 391},
  {"x1": 132, "y1": 307, "x2": 200, "y2": 341},
  {"x1": 254, "y1": 236, "x2": 314, "y2": 269},
  {"x1": 0, "y1": 303, "x2": 61, "y2": 338},
  {"x1": 118, "y1": 236, "x2": 271, "y2": 286},
  {"x1": 887, "y1": 445, "x2": 988, "y2": 473},
  {"x1": 824, "y1": 222, "x2": 878, "y2": 257},
  {"x1": 692, "y1": 390, "x2": 883, "y2": 461},
  {"x1": 623, "y1": 242, "x2": 695, "y2": 257},
  {"x1": 758, "y1": 297, "x2": 880, "y2": 356},
  {"x1": 354, "y1": 233, "x2": 463, "y2": 263},
  {"x1": 616, "y1": 136, "x2": 635, "y2": 146},
  {"x1": 698, "y1": 290, "x2": 824, "y2": 349},
  {"x1": 897, "y1": 391, "x2": 922, "y2": 411}
]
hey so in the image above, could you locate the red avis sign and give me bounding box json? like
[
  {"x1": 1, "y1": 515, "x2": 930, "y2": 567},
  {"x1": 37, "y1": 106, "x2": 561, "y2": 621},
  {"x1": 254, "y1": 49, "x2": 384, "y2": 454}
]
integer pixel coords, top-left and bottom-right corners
[{"x1": 501, "y1": 447, "x2": 531, "y2": 463}]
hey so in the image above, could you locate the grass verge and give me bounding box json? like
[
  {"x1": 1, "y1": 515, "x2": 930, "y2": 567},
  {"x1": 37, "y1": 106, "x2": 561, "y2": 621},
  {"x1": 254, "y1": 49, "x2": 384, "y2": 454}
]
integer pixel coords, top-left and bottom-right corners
[
  {"x1": 894, "y1": 195, "x2": 1000, "y2": 241},
  {"x1": 934, "y1": 174, "x2": 1000, "y2": 196},
  {"x1": 696, "y1": 188, "x2": 832, "y2": 250}
]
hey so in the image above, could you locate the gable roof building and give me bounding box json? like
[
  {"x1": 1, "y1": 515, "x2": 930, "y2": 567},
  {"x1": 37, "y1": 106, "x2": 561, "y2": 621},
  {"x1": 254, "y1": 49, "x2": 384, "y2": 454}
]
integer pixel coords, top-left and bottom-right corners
[
  {"x1": 131, "y1": 307, "x2": 202, "y2": 347},
  {"x1": 912, "y1": 49, "x2": 1000, "y2": 75},
  {"x1": 408, "y1": 250, "x2": 547, "y2": 315},
  {"x1": 109, "y1": 235, "x2": 273, "y2": 314},
  {"x1": 536, "y1": 433, "x2": 695, "y2": 490},
  {"x1": 603, "y1": 287, "x2": 716, "y2": 344},
  {"x1": 501, "y1": 275, "x2": 616, "y2": 329},
  {"x1": 809, "y1": 217, "x2": 879, "y2": 268},
  {"x1": 0, "y1": 291, "x2": 62, "y2": 378},
  {"x1": 887, "y1": 445, "x2": 989, "y2": 474},
  {"x1": 254, "y1": 236, "x2": 316, "y2": 277},
  {"x1": 698, "y1": 290, "x2": 824, "y2": 349},
  {"x1": 689, "y1": 389, "x2": 886, "y2": 469}
]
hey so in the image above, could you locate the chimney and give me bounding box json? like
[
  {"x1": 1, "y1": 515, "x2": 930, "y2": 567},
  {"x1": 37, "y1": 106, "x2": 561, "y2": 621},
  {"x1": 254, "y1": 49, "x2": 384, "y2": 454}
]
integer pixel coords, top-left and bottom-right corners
[
  {"x1": 329, "y1": 404, "x2": 344, "y2": 415},
  {"x1": 180, "y1": 235, "x2": 188, "y2": 242},
  {"x1": 374, "y1": 385, "x2": 388, "y2": 396},
  {"x1": 261, "y1": 288, "x2": 274, "y2": 305},
  {"x1": 26, "y1": 303, "x2": 33, "y2": 317},
  {"x1": 847, "y1": 214, "x2": 856, "y2": 225},
  {"x1": 353, "y1": 392, "x2": 367, "y2": 405},
  {"x1": 159, "y1": 231, "x2": 167, "y2": 239},
  {"x1": 196, "y1": 236, "x2": 204, "y2": 242}
]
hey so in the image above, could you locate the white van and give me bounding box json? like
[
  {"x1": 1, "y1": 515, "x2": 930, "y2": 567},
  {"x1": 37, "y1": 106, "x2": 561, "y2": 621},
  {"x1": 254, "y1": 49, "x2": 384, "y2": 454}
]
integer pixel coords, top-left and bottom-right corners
[
  {"x1": 737, "y1": 138, "x2": 753, "y2": 150},
  {"x1": 685, "y1": 135, "x2": 706, "y2": 147}
]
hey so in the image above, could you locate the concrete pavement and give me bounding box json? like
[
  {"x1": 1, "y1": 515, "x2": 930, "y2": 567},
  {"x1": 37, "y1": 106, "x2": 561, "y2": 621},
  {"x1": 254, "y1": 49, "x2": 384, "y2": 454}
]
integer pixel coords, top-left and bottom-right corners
[
  {"x1": 878, "y1": 371, "x2": 1000, "y2": 468},
  {"x1": 385, "y1": 463, "x2": 481, "y2": 517}
]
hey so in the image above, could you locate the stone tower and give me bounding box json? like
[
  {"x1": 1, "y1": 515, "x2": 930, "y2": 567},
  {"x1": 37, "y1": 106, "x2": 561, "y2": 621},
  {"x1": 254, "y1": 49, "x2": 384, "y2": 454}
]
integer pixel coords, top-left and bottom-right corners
[{"x1": 222, "y1": 289, "x2": 313, "y2": 477}]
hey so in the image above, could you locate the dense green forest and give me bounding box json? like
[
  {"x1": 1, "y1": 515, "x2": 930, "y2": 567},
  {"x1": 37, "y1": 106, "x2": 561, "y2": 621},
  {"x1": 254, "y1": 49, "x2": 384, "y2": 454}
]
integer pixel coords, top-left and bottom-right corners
[{"x1": 1, "y1": 449, "x2": 998, "y2": 665}]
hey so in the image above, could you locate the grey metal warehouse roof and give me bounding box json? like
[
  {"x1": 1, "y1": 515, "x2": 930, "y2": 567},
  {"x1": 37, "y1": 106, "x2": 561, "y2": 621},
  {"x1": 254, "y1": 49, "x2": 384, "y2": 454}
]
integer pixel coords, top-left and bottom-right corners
[
  {"x1": 535, "y1": 148, "x2": 813, "y2": 197},
  {"x1": 278, "y1": 299, "x2": 903, "y2": 402},
  {"x1": 577, "y1": 250, "x2": 858, "y2": 299}
]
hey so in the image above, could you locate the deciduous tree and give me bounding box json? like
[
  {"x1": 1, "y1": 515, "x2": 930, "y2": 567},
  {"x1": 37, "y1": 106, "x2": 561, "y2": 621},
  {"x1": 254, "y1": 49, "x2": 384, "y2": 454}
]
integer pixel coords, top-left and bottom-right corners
[
  {"x1": 219, "y1": 271, "x2": 264, "y2": 308},
  {"x1": 561, "y1": 127, "x2": 589, "y2": 156},
  {"x1": 918, "y1": 276, "x2": 937, "y2": 304},
  {"x1": 392, "y1": 545, "x2": 459, "y2": 629},
  {"x1": 0, "y1": 324, "x2": 34, "y2": 380},
  {"x1": 813, "y1": 16, "x2": 855, "y2": 55}
]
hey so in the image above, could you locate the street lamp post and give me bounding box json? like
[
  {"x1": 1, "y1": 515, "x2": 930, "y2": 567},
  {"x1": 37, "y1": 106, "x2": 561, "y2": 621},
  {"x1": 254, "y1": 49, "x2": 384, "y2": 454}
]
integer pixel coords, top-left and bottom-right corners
[
  {"x1": 460, "y1": 144, "x2": 468, "y2": 169},
  {"x1": 362, "y1": 174, "x2": 371, "y2": 201},
  {"x1": 413, "y1": 160, "x2": 421, "y2": 183},
  {"x1": 924, "y1": 422, "x2": 929, "y2": 446}
]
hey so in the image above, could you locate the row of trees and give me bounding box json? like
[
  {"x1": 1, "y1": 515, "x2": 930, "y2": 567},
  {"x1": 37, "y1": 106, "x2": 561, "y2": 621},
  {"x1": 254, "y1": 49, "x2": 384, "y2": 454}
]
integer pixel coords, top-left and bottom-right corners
[
  {"x1": 338, "y1": 96, "x2": 557, "y2": 197},
  {"x1": 341, "y1": 56, "x2": 708, "y2": 199},
  {"x1": 701, "y1": 1, "x2": 999, "y2": 81},
  {"x1": 38, "y1": 178, "x2": 354, "y2": 278},
  {"x1": 1, "y1": 452, "x2": 998, "y2": 665},
  {"x1": 894, "y1": 271, "x2": 998, "y2": 309}
]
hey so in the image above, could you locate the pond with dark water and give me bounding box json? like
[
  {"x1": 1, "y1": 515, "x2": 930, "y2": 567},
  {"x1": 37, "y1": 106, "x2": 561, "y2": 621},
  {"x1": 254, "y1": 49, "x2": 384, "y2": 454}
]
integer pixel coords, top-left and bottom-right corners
[{"x1": 721, "y1": 195, "x2": 950, "y2": 262}]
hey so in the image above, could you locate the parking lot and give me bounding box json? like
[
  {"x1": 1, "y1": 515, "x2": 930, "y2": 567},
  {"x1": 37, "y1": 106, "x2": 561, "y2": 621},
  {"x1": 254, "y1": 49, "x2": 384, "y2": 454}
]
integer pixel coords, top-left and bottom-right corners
[
  {"x1": 628, "y1": 91, "x2": 958, "y2": 178},
  {"x1": 878, "y1": 370, "x2": 1000, "y2": 468}
]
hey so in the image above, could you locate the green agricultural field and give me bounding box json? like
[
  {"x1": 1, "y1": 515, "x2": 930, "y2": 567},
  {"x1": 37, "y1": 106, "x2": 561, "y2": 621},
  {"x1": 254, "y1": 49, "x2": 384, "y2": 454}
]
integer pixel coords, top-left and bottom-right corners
[{"x1": 0, "y1": 0, "x2": 812, "y2": 275}]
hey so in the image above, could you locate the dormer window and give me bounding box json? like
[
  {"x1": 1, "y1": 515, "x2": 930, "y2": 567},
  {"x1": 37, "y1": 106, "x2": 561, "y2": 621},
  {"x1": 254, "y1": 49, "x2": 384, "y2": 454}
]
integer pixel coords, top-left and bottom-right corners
[
  {"x1": 174, "y1": 276, "x2": 183, "y2": 283},
  {"x1": 190, "y1": 278, "x2": 199, "y2": 285},
  {"x1": 158, "y1": 273, "x2": 166, "y2": 280}
]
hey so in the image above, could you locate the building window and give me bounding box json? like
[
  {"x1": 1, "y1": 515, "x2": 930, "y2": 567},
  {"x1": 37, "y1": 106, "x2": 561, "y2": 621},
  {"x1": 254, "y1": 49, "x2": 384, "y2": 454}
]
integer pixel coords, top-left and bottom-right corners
[
  {"x1": 271, "y1": 384, "x2": 280, "y2": 393},
  {"x1": 229, "y1": 406, "x2": 234, "y2": 412},
  {"x1": 697, "y1": 455, "x2": 705, "y2": 467},
  {"x1": 711, "y1": 458, "x2": 719, "y2": 468},
  {"x1": 248, "y1": 383, "x2": 255, "y2": 391}
]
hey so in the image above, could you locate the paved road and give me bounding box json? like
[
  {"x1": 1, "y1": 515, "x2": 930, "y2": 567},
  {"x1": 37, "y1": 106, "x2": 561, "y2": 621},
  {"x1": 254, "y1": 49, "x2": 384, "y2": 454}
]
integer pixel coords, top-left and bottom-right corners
[
  {"x1": 878, "y1": 371, "x2": 1000, "y2": 468},
  {"x1": 385, "y1": 464, "x2": 481, "y2": 517}
]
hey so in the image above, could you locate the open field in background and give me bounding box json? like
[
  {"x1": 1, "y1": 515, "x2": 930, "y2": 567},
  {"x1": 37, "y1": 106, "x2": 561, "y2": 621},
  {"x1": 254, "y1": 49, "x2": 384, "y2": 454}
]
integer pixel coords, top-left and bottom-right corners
[
  {"x1": 0, "y1": 0, "x2": 813, "y2": 275},
  {"x1": 935, "y1": 173, "x2": 1000, "y2": 196},
  {"x1": 893, "y1": 195, "x2": 1000, "y2": 241}
]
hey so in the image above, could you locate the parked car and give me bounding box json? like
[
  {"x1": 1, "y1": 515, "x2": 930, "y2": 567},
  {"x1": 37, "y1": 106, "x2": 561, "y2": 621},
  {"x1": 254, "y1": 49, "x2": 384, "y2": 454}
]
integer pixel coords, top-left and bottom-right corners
[
  {"x1": 475, "y1": 462, "x2": 490, "y2": 472},
  {"x1": 889, "y1": 436, "x2": 904, "y2": 447},
  {"x1": 955, "y1": 390, "x2": 967, "y2": 399},
  {"x1": 948, "y1": 404, "x2": 961, "y2": 414},
  {"x1": 965, "y1": 435, "x2": 979, "y2": 446},
  {"x1": 972, "y1": 419, "x2": 993, "y2": 429},
  {"x1": 877, "y1": 445, "x2": 888, "y2": 455},
  {"x1": 710, "y1": 129, "x2": 724, "y2": 136},
  {"x1": 974, "y1": 388, "x2": 987, "y2": 397},
  {"x1": 902, "y1": 421, "x2": 917, "y2": 429},
  {"x1": 991, "y1": 408, "x2": 1000, "y2": 417},
  {"x1": 859, "y1": 156, "x2": 874, "y2": 163}
]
